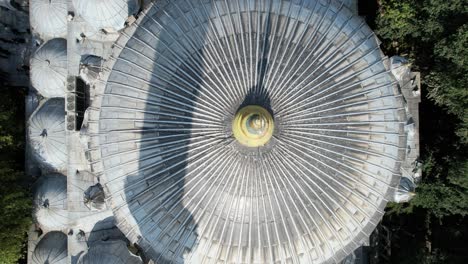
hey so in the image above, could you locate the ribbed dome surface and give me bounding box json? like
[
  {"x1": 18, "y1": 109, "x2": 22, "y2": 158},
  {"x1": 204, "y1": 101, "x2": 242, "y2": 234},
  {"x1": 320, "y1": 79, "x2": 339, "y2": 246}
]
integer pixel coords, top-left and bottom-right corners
[
  {"x1": 33, "y1": 174, "x2": 68, "y2": 231},
  {"x1": 28, "y1": 98, "x2": 67, "y2": 171},
  {"x1": 30, "y1": 0, "x2": 67, "y2": 38},
  {"x1": 77, "y1": 240, "x2": 142, "y2": 264},
  {"x1": 79, "y1": 55, "x2": 103, "y2": 85},
  {"x1": 89, "y1": 0, "x2": 407, "y2": 263},
  {"x1": 72, "y1": 0, "x2": 139, "y2": 31},
  {"x1": 30, "y1": 39, "x2": 67, "y2": 98},
  {"x1": 32, "y1": 231, "x2": 67, "y2": 264}
]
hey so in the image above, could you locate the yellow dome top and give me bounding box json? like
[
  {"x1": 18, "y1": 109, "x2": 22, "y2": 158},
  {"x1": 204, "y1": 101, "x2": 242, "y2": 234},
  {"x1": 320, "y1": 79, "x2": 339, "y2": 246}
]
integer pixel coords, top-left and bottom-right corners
[{"x1": 232, "y1": 105, "x2": 274, "y2": 147}]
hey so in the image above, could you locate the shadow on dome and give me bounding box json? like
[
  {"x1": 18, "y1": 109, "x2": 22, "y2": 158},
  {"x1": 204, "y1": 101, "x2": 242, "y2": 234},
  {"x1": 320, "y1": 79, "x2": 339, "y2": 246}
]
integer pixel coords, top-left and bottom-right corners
[
  {"x1": 121, "y1": 2, "x2": 281, "y2": 263},
  {"x1": 120, "y1": 1, "x2": 217, "y2": 262}
]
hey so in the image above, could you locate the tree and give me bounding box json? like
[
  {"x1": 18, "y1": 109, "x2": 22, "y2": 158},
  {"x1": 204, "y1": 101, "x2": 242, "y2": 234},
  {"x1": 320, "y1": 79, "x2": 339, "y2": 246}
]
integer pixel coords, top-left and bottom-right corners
[
  {"x1": 373, "y1": 0, "x2": 468, "y2": 262},
  {"x1": 427, "y1": 24, "x2": 468, "y2": 143},
  {"x1": 376, "y1": 0, "x2": 468, "y2": 211},
  {"x1": 0, "y1": 87, "x2": 31, "y2": 264},
  {"x1": 0, "y1": 163, "x2": 32, "y2": 263}
]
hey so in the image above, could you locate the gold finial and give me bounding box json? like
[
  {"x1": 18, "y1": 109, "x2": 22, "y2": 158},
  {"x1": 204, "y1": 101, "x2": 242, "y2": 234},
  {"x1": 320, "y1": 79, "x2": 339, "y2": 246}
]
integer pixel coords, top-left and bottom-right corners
[{"x1": 232, "y1": 105, "x2": 274, "y2": 147}]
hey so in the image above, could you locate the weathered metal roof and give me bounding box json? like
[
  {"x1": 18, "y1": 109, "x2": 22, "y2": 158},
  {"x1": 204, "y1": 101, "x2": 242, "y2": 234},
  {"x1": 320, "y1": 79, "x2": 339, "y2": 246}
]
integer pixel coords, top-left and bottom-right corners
[
  {"x1": 84, "y1": 0, "x2": 407, "y2": 263},
  {"x1": 30, "y1": 0, "x2": 67, "y2": 39},
  {"x1": 30, "y1": 39, "x2": 68, "y2": 98},
  {"x1": 72, "y1": 0, "x2": 139, "y2": 32},
  {"x1": 28, "y1": 98, "x2": 67, "y2": 171},
  {"x1": 33, "y1": 174, "x2": 68, "y2": 232},
  {"x1": 77, "y1": 240, "x2": 143, "y2": 264},
  {"x1": 31, "y1": 231, "x2": 67, "y2": 264}
]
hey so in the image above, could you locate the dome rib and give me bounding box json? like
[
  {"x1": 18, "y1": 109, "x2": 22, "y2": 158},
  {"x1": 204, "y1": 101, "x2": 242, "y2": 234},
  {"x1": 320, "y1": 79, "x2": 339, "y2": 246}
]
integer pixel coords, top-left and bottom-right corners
[
  {"x1": 33, "y1": 174, "x2": 68, "y2": 232},
  {"x1": 30, "y1": 0, "x2": 67, "y2": 39},
  {"x1": 72, "y1": 0, "x2": 139, "y2": 31},
  {"x1": 28, "y1": 98, "x2": 67, "y2": 171},
  {"x1": 87, "y1": 0, "x2": 407, "y2": 263},
  {"x1": 30, "y1": 39, "x2": 68, "y2": 98},
  {"x1": 31, "y1": 231, "x2": 68, "y2": 264}
]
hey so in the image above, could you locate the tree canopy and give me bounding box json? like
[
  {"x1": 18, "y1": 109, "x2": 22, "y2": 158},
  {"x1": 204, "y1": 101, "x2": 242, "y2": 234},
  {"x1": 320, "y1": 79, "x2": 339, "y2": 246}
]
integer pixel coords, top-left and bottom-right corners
[
  {"x1": 374, "y1": 0, "x2": 468, "y2": 262},
  {"x1": 0, "y1": 87, "x2": 31, "y2": 264},
  {"x1": 376, "y1": 0, "x2": 468, "y2": 217}
]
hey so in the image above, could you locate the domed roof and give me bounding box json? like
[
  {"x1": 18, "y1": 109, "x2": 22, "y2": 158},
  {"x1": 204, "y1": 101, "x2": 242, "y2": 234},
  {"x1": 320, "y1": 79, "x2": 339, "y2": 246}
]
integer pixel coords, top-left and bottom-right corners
[
  {"x1": 32, "y1": 231, "x2": 67, "y2": 264},
  {"x1": 30, "y1": 39, "x2": 67, "y2": 98},
  {"x1": 79, "y1": 55, "x2": 103, "y2": 85},
  {"x1": 77, "y1": 240, "x2": 142, "y2": 264},
  {"x1": 72, "y1": 0, "x2": 139, "y2": 31},
  {"x1": 28, "y1": 98, "x2": 67, "y2": 171},
  {"x1": 33, "y1": 174, "x2": 68, "y2": 231},
  {"x1": 30, "y1": 0, "x2": 67, "y2": 38},
  {"x1": 83, "y1": 183, "x2": 105, "y2": 210},
  {"x1": 88, "y1": 0, "x2": 407, "y2": 263}
]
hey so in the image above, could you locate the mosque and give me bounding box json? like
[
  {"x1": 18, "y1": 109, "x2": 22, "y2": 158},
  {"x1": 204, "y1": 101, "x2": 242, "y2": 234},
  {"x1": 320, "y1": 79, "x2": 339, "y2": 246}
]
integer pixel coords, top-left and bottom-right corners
[{"x1": 24, "y1": 0, "x2": 421, "y2": 263}]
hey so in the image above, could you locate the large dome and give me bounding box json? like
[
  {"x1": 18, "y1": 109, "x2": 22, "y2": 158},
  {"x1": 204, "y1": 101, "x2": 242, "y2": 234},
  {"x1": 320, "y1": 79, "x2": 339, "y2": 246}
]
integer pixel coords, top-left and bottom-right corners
[
  {"x1": 88, "y1": 0, "x2": 407, "y2": 263},
  {"x1": 28, "y1": 98, "x2": 67, "y2": 171},
  {"x1": 30, "y1": 0, "x2": 67, "y2": 39},
  {"x1": 33, "y1": 174, "x2": 68, "y2": 231},
  {"x1": 72, "y1": 0, "x2": 139, "y2": 31},
  {"x1": 31, "y1": 231, "x2": 67, "y2": 264},
  {"x1": 30, "y1": 39, "x2": 68, "y2": 98}
]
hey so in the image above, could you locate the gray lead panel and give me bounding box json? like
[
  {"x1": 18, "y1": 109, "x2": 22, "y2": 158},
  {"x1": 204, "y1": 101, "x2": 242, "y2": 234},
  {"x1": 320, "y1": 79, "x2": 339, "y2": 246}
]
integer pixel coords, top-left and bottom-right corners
[
  {"x1": 30, "y1": 39, "x2": 68, "y2": 98},
  {"x1": 28, "y1": 98, "x2": 67, "y2": 172},
  {"x1": 33, "y1": 174, "x2": 69, "y2": 232},
  {"x1": 31, "y1": 231, "x2": 68, "y2": 264},
  {"x1": 87, "y1": 0, "x2": 407, "y2": 263}
]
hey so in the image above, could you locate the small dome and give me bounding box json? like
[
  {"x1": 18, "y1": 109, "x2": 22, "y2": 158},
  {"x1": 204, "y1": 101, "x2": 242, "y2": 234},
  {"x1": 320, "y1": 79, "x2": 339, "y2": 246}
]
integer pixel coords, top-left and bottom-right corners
[
  {"x1": 83, "y1": 183, "x2": 105, "y2": 211},
  {"x1": 30, "y1": 0, "x2": 67, "y2": 38},
  {"x1": 33, "y1": 174, "x2": 68, "y2": 231},
  {"x1": 28, "y1": 98, "x2": 67, "y2": 171},
  {"x1": 79, "y1": 55, "x2": 103, "y2": 85},
  {"x1": 73, "y1": 0, "x2": 139, "y2": 31},
  {"x1": 32, "y1": 231, "x2": 68, "y2": 264},
  {"x1": 31, "y1": 39, "x2": 67, "y2": 98},
  {"x1": 77, "y1": 240, "x2": 142, "y2": 264}
]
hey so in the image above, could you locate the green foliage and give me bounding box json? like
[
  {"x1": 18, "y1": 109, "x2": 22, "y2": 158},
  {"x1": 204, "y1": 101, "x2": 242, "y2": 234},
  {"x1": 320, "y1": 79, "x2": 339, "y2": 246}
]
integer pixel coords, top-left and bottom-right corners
[
  {"x1": 377, "y1": 0, "x2": 467, "y2": 44},
  {"x1": 397, "y1": 247, "x2": 448, "y2": 264},
  {"x1": 426, "y1": 70, "x2": 468, "y2": 120},
  {"x1": 0, "y1": 162, "x2": 32, "y2": 264},
  {"x1": 376, "y1": 0, "x2": 468, "y2": 115},
  {"x1": 411, "y1": 183, "x2": 467, "y2": 218},
  {"x1": 0, "y1": 87, "x2": 30, "y2": 264},
  {"x1": 375, "y1": 0, "x2": 468, "y2": 261},
  {"x1": 0, "y1": 89, "x2": 25, "y2": 152},
  {"x1": 434, "y1": 24, "x2": 468, "y2": 69},
  {"x1": 414, "y1": 249, "x2": 448, "y2": 264},
  {"x1": 426, "y1": 23, "x2": 468, "y2": 143},
  {"x1": 386, "y1": 152, "x2": 468, "y2": 219},
  {"x1": 0, "y1": 109, "x2": 15, "y2": 150},
  {"x1": 375, "y1": 0, "x2": 418, "y2": 45},
  {"x1": 385, "y1": 201, "x2": 414, "y2": 215},
  {"x1": 376, "y1": 0, "x2": 468, "y2": 211}
]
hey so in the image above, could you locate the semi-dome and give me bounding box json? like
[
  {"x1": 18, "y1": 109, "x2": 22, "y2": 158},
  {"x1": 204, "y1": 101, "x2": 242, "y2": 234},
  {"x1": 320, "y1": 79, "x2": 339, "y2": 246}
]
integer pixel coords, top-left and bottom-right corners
[
  {"x1": 30, "y1": 39, "x2": 67, "y2": 98},
  {"x1": 88, "y1": 0, "x2": 407, "y2": 263},
  {"x1": 33, "y1": 174, "x2": 68, "y2": 231},
  {"x1": 72, "y1": 0, "x2": 139, "y2": 32},
  {"x1": 77, "y1": 240, "x2": 142, "y2": 264},
  {"x1": 32, "y1": 231, "x2": 67, "y2": 264},
  {"x1": 30, "y1": 0, "x2": 67, "y2": 39},
  {"x1": 28, "y1": 98, "x2": 67, "y2": 171}
]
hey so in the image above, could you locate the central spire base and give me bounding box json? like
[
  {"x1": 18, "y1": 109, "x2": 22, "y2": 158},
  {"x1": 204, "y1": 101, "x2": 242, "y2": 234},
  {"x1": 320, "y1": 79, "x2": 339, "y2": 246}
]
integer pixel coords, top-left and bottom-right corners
[{"x1": 232, "y1": 105, "x2": 274, "y2": 147}]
